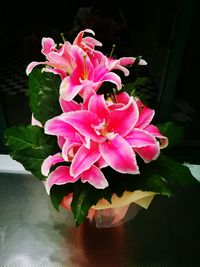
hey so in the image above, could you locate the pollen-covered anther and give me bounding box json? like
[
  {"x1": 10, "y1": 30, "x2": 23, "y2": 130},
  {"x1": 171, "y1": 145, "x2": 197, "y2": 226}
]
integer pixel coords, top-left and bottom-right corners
[
  {"x1": 101, "y1": 127, "x2": 108, "y2": 137},
  {"x1": 100, "y1": 125, "x2": 116, "y2": 140},
  {"x1": 83, "y1": 53, "x2": 88, "y2": 80}
]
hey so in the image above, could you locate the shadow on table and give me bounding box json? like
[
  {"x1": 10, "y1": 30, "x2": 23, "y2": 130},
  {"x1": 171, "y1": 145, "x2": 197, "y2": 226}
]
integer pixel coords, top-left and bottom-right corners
[
  {"x1": 67, "y1": 220, "x2": 131, "y2": 267},
  {"x1": 65, "y1": 185, "x2": 200, "y2": 267}
]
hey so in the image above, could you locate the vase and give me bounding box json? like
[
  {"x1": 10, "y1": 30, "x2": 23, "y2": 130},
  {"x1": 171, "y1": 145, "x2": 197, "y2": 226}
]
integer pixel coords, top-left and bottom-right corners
[
  {"x1": 61, "y1": 190, "x2": 157, "y2": 228},
  {"x1": 88, "y1": 202, "x2": 142, "y2": 228}
]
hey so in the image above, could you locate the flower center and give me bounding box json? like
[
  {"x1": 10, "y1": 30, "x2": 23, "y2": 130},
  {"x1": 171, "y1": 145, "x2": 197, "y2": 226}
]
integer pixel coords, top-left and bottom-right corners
[
  {"x1": 101, "y1": 127, "x2": 108, "y2": 137},
  {"x1": 93, "y1": 120, "x2": 115, "y2": 140}
]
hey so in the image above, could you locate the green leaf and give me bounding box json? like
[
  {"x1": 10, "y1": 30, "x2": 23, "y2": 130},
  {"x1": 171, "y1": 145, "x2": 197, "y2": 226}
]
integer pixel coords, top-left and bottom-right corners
[
  {"x1": 50, "y1": 184, "x2": 73, "y2": 211},
  {"x1": 71, "y1": 182, "x2": 104, "y2": 226},
  {"x1": 122, "y1": 78, "x2": 149, "y2": 96},
  {"x1": 4, "y1": 125, "x2": 59, "y2": 179},
  {"x1": 157, "y1": 122, "x2": 185, "y2": 148},
  {"x1": 102, "y1": 165, "x2": 172, "y2": 198},
  {"x1": 145, "y1": 175, "x2": 172, "y2": 196},
  {"x1": 151, "y1": 154, "x2": 199, "y2": 188},
  {"x1": 28, "y1": 69, "x2": 62, "y2": 124}
]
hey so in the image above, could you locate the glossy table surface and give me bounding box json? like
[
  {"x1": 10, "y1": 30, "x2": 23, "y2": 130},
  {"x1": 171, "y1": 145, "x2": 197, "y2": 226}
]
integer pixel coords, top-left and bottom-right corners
[{"x1": 0, "y1": 167, "x2": 200, "y2": 267}]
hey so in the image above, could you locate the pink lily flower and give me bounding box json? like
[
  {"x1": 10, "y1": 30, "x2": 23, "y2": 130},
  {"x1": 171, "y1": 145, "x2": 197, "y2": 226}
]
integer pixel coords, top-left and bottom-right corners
[
  {"x1": 26, "y1": 39, "x2": 76, "y2": 79},
  {"x1": 59, "y1": 43, "x2": 146, "y2": 101},
  {"x1": 26, "y1": 28, "x2": 142, "y2": 102},
  {"x1": 89, "y1": 49, "x2": 146, "y2": 77},
  {"x1": 44, "y1": 92, "x2": 168, "y2": 189},
  {"x1": 41, "y1": 96, "x2": 108, "y2": 191},
  {"x1": 43, "y1": 164, "x2": 108, "y2": 194},
  {"x1": 73, "y1": 28, "x2": 103, "y2": 53},
  {"x1": 73, "y1": 29, "x2": 147, "y2": 76},
  {"x1": 25, "y1": 29, "x2": 103, "y2": 78},
  {"x1": 59, "y1": 45, "x2": 123, "y2": 101}
]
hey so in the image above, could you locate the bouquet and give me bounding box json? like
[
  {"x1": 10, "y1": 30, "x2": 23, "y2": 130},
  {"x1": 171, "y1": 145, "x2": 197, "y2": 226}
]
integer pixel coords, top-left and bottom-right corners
[{"x1": 4, "y1": 29, "x2": 198, "y2": 227}]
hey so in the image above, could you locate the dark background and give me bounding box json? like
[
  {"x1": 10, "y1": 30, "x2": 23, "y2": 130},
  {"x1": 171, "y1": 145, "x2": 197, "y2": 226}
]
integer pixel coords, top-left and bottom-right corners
[
  {"x1": 1, "y1": 3, "x2": 200, "y2": 266},
  {"x1": 0, "y1": 0, "x2": 199, "y2": 162}
]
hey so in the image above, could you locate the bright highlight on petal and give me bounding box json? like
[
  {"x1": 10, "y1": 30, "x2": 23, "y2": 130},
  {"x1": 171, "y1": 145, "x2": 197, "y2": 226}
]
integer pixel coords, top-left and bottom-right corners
[
  {"x1": 144, "y1": 125, "x2": 169, "y2": 148},
  {"x1": 70, "y1": 143, "x2": 100, "y2": 177},
  {"x1": 81, "y1": 165, "x2": 109, "y2": 189},
  {"x1": 41, "y1": 153, "x2": 65, "y2": 176},
  {"x1": 99, "y1": 134, "x2": 139, "y2": 174},
  {"x1": 107, "y1": 96, "x2": 138, "y2": 136},
  {"x1": 45, "y1": 166, "x2": 78, "y2": 194}
]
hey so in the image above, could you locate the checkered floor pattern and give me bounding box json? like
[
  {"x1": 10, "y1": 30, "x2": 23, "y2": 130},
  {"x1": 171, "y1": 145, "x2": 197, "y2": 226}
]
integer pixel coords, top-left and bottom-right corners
[{"x1": 0, "y1": 56, "x2": 28, "y2": 96}]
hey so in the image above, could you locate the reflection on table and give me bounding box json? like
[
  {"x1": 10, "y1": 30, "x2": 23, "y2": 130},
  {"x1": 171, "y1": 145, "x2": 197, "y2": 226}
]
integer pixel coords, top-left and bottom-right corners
[{"x1": 0, "y1": 171, "x2": 200, "y2": 266}]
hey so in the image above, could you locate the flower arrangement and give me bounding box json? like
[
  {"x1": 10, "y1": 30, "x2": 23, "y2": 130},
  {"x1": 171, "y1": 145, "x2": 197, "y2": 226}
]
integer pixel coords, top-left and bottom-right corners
[{"x1": 4, "y1": 29, "x2": 198, "y2": 227}]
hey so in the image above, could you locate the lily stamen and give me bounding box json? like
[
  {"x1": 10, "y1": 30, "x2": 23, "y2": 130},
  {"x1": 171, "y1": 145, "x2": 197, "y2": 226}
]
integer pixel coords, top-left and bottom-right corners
[
  {"x1": 109, "y1": 44, "x2": 116, "y2": 58},
  {"x1": 83, "y1": 54, "x2": 88, "y2": 79},
  {"x1": 60, "y1": 32, "x2": 66, "y2": 42}
]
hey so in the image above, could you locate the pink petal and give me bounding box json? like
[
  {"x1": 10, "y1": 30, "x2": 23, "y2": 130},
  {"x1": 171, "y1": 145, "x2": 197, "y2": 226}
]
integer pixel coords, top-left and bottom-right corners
[
  {"x1": 41, "y1": 153, "x2": 65, "y2": 176},
  {"x1": 70, "y1": 143, "x2": 101, "y2": 177},
  {"x1": 62, "y1": 139, "x2": 81, "y2": 161},
  {"x1": 81, "y1": 87, "x2": 96, "y2": 105},
  {"x1": 88, "y1": 94, "x2": 109, "y2": 120},
  {"x1": 60, "y1": 76, "x2": 83, "y2": 101},
  {"x1": 119, "y1": 56, "x2": 147, "y2": 66},
  {"x1": 78, "y1": 134, "x2": 90, "y2": 149},
  {"x1": 89, "y1": 50, "x2": 105, "y2": 67},
  {"x1": 26, "y1": 61, "x2": 46, "y2": 75},
  {"x1": 45, "y1": 166, "x2": 78, "y2": 194},
  {"x1": 111, "y1": 64, "x2": 130, "y2": 76},
  {"x1": 126, "y1": 128, "x2": 160, "y2": 163},
  {"x1": 60, "y1": 75, "x2": 97, "y2": 101},
  {"x1": 135, "y1": 99, "x2": 155, "y2": 129},
  {"x1": 120, "y1": 56, "x2": 147, "y2": 66},
  {"x1": 60, "y1": 97, "x2": 81, "y2": 112},
  {"x1": 105, "y1": 57, "x2": 134, "y2": 76},
  {"x1": 99, "y1": 134, "x2": 139, "y2": 174},
  {"x1": 119, "y1": 57, "x2": 135, "y2": 66},
  {"x1": 145, "y1": 125, "x2": 169, "y2": 149},
  {"x1": 73, "y1": 29, "x2": 102, "y2": 50},
  {"x1": 57, "y1": 136, "x2": 65, "y2": 148},
  {"x1": 73, "y1": 29, "x2": 94, "y2": 45},
  {"x1": 47, "y1": 42, "x2": 75, "y2": 74},
  {"x1": 134, "y1": 144, "x2": 160, "y2": 163},
  {"x1": 81, "y1": 165, "x2": 109, "y2": 189},
  {"x1": 107, "y1": 97, "x2": 139, "y2": 136},
  {"x1": 102, "y1": 72, "x2": 122, "y2": 90},
  {"x1": 41, "y1": 37, "x2": 56, "y2": 55},
  {"x1": 31, "y1": 114, "x2": 43, "y2": 127},
  {"x1": 82, "y1": 36, "x2": 102, "y2": 49},
  {"x1": 125, "y1": 128, "x2": 158, "y2": 148},
  {"x1": 26, "y1": 61, "x2": 66, "y2": 77},
  {"x1": 79, "y1": 81, "x2": 102, "y2": 100},
  {"x1": 138, "y1": 58, "x2": 147, "y2": 65},
  {"x1": 96, "y1": 156, "x2": 108, "y2": 168},
  {"x1": 42, "y1": 67, "x2": 66, "y2": 79},
  {"x1": 46, "y1": 46, "x2": 66, "y2": 64},
  {"x1": 93, "y1": 65, "x2": 109, "y2": 81},
  {"x1": 60, "y1": 111, "x2": 105, "y2": 142},
  {"x1": 45, "y1": 116, "x2": 77, "y2": 138},
  {"x1": 115, "y1": 92, "x2": 130, "y2": 105}
]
